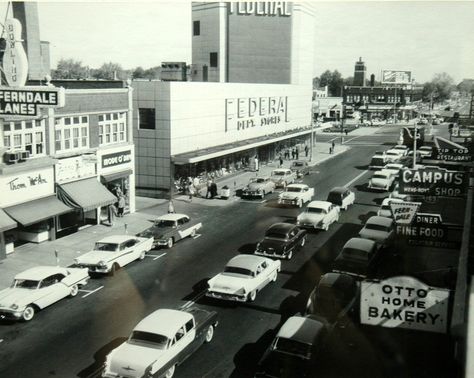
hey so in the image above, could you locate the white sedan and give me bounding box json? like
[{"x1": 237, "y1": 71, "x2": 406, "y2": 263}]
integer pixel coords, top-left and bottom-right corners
[
  {"x1": 390, "y1": 145, "x2": 409, "y2": 156},
  {"x1": 377, "y1": 198, "x2": 405, "y2": 218},
  {"x1": 0, "y1": 266, "x2": 89, "y2": 321},
  {"x1": 383, "y1": 163, "x2": 405, "y2": 178},
  {"x1": 368, "y1": 170, "x2": 395, "y2": 191},
  {"x1": 278, "y1": 184, "x2": 315, "y2": 207},
  {"x1": 207, "y1": 255, "x2": 281, "y2": 302},
  {"x1": 296, "y1": 200, "x2": 340, "y2": 230},
  {"x1": 384, "y1": 150, "x2": 401, "y2": 163},
  {"x1": 358, "y1": 216, "x2": 395, "y2": 247}
]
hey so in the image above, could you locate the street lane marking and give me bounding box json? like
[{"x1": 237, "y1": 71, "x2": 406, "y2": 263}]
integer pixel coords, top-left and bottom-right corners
[
  {"x1": 192, "y1": 234, "x2": 202, "y2": 239},
  {"x1": 147, "y1": 252, "x2": 166, "y2": 261},
  {"x1": 181, "y1": 290, "x2": 207, "y2": 309},
  {"x1": 344, "y1": 170, "x2": 370, "y2": 188},
  {"x1": 343, "y1": 135, "x2": 363, "y2": 144},
  {"x1": 0, "y1": 339, "x2": 3, "y2": 343},
  {"x1": 81, "y1": 286, "x2": 104, "y2": 298}
]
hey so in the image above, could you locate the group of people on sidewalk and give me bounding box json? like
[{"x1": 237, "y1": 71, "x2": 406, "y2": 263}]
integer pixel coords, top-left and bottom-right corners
[
  {"x1": 107, "y1": 185, "x2": 127, "y2": 226},
  {"x1": 186, "y1": 178, "x2": 218, "y2": 202},
  {"x1": 278, "y1": 144, "x2": 310, "y2": 167}
]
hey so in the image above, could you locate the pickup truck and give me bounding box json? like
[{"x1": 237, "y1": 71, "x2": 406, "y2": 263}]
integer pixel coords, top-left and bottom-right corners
[
  {"x1": 137, "y1": 213, "x2": 202, "y2": 249},
  {"x1": 102, "y1": 307, "x2": 218, "y2": 378},
  {"x1": 278, "y1": 184, "x2": 314, "y2": 207},
  {"x1": 74, "y1": 235, "x2": 154, "y2": 275}
]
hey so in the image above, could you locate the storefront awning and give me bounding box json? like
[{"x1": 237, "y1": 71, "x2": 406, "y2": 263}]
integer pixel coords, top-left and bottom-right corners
[
  {"x1": 0, "y1": 208, "x2": 17, "y2": 232},
  {"x1": 57, "y1": 177, "x2": 117, "y2": 212},
  {"x1": 101, "y1": 169, "x2": 133, "y2": 183},
  {"x1": 4, "y1": 196, "x2": 72, "y2": 227},
  {"x1": 172, "y1": 128, "x2": 312, "y2": 165}
]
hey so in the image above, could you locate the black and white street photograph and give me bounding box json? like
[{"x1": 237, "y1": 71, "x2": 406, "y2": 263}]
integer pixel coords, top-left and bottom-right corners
[{"x1": 0, "y1": 1, "x2": 473, "y2": 377}]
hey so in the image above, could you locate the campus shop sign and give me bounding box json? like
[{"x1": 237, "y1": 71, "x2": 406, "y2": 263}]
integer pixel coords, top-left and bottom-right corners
[
  {"x1": 360, "y1": 276, "x2": 450, "y2": 333},
  {"x1": 399, "y1": 168, "x2": 468, "y2": 197}
]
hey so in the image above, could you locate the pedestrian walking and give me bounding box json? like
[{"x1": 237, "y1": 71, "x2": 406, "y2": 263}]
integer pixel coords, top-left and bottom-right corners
[
  {"x1": 284, "y1": 149, "x2": 289, "y2": 160},
  {"x1": 295, "y1": 148, "x2": 299, "y2": 160},
  {"x1": 167, "y1": 200, "x2": 175, "y2": 214},
  {"x1": 279, "y1": 154, "x2": 283, "y2": 167},
  {"x1": 210, "y1": 182, "x2": 218, "y2": 199},
  {"x1": 329, "y1": 146, "x2": 333, "y2": 154},
  {"x1": 344, "y1": 128, "x2": 348, "y2": 136},
  {"x1": 117, "y1": 195, "x2": 125, "y2": 217},
  {"x1": 187, "y1": 183, "x2": 194, "y2": 202},
  {"x1": 108, "y1": 204, "x2": 117, "y2": 226},
  {"x1": 331, "y1": 140, "x2": 335, "y2": 152},
  {"x1": 206, "y1": 179, "x2": 212, "y2": 199},
  {"x1": 305, "y1": 145, "x2": 309, "y2": 157}
]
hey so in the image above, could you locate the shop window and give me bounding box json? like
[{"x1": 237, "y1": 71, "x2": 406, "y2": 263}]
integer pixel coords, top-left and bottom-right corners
[
  {"x1": 119, "y1": 123, "x2": 125, "y2": 140},
  {"x1": 138, "y1": 108, "x2": 155, "y2": 130},
  {"x1": 73, "y1": 116, "x2": 80, "y2": 124},
  {"x1": 98, "y1": 112, "x2": 127, "y2": 145},
  {"x1": 3, "y1": 119, "x2": 46, "y2": 156},
  {"x1": 4, "y1": 123, "x2": 10, "y2": 131},
  {"x1": 64, "y1": 129, "x2": 71, "y2": 149},
  {"x1": 55, "y1": 130, "x2": 62, "y2": 151},
  {"x1": 25, "y1": 121, "x2": 33, "y2": 129},
  {"x1": 13, "y1": 134, "x2": 22, "y2": 149},
  {"x1": 81, "y1": 127, "x2": 88, "y2": 147},
  {"x1": 3, "y1": 135, "x2": 10, "y2": 148},
  {"x1": 65, "y1": 117, "x2": 71, "y2": 125},
  {"x1": 193, "y1": 20, "x2": 200, "y2": 36},
  {"x1": 14, "y1": 122, "x2": 22, "y2": 130},
  {"x1": 25, "y1": 133, "x2": 33, "y2": 154},
  {"x1": 54, "y1": 116, "x2": 90, "y2": 153},
  {"x1": 210, "y1": 52, "x2": 218, "y2": 68},
  {"x1": 35, "y1": 132, "x2": 43, "y2": 154},
  {"x1": 73, "y1": 128, "x2": 80, "y2": 148}
]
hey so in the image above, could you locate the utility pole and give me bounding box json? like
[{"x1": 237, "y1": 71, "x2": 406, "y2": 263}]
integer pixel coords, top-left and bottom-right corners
[
  {"x1": 393, "y1": 86, "x2": 398, "y2": 124},
  {"x1": 412, "y1": 121, "x2": 418, "y2": 169}
]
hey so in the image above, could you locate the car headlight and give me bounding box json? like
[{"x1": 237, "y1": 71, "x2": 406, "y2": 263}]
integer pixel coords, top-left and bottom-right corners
[
  {"x1": 10, "y1": 304, "x2": 19, "y2": 310},
  {"x1": 236, "y1": 288, "x2": 246, "y2": 295},
  {"x1": 98, "y1": 260, "x2": 107, "y2": 267},
  {"x1": 296, "y1": 219, "x2": 301, "y2": 225}
]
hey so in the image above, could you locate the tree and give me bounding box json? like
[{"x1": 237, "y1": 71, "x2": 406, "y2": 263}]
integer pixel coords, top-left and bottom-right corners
[
  {"x1": 52, "y1": 58, "x2": 89, "y2": 79},
  {"x1": 91, "y1": 62, "x2": 128, "y2": 80},
  {"x1": 422, "y1": 72, "x2": 455, "y2": 102}
]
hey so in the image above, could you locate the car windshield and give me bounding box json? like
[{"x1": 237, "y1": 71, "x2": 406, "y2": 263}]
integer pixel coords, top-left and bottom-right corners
[
  {"x1": 223, "y1": 266, "x2": 254, "y2": 277},
  {"x1": 314, "y1": 294, "x2": 339, "y2": 320},
  {"x1": 251, "y1": 178, "x2": 265, "y2": 183},
  {"x1": 381, "y1": 205, "x2": 391, "y2": 211},
  {"x1": 342, "y1": 248, "x2": 369, "y2": 260},
  {"x1": 13, "y1": 279, "x2": 39, "y2": 289},
  {"x1": 154, "y1": 220, "x2": 176, "y2": 228},
  {"x1": 94, "y1": 243, "x2": 118, "y2": 252},
  {"x1": 286, "y1": 187, "x2": 302, "y2": 193},
  {"x1": 307, "y1": 207, "x2": 325, "y2": 214},
  {"x1": 373, "y1": 174, "x2": 388, "y2": 179},
  {"x1": 292, "y1": 162, "x2": 304, "y2": 167},
  {"x1": 265, "y1": 232, "x2": 287, "y2": 239},
  {"x1": 366, "y1": 223, "x2": 390, "y2": 232},
  {"x1": 272, "y1": 171, "x2": 286, "y2": 176},
  {"x1": 129, "y1": 331, "x2": 169, "y2": 349},
  {"x1": 274, "y1": 337, "x2": 312, "y2": 358}
]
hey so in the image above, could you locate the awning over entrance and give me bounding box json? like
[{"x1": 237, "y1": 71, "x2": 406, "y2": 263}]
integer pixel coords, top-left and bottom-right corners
[
  {"x1": 101, "y1": 169, "x2": 133, "y2": 183},
  {"x1": 0, "y1": 208, "x2": 17, "y2": 232},
  {"x1": 172, "y1": 128, "x2": 312, "y2": 165},
  {"x1": 4, "y1": 196, "x2": 72, "y2": 227},
  {"x1": 57, "y1": 177, "x2": 118, "y2": 212}
]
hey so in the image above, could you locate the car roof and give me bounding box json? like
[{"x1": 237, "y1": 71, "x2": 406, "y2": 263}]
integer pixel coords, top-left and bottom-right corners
[
  {"x1": 266, "y1": 222, "x2": 295, "y2": 234},
  {"x1": 318, "y1": 272, "x2": 356, "y2": 291},
  {"x1": 134, "y1": 309, "x2": 193, "y2": 339},
  {"x1": 156, "y1": 213, "x2": 188, "y2": 221},
  {"x1": 308, "y1": 200, "x2": 331, "y2": 210},
  {"x1": 15, "y1": 266, "x2": 65, "y2": 281},
  {"x1": 97, "y1": 235, "x2": 138, "y2": 244},
  {"x1": 374, "y1": 170, "x2": 390, "y2": 176},
  {"x1": 329, "y1": 187, "x2": 348, "y2": 194},
  {"x1": 343, "y1": 237, "x2": 376, "y2": 251},
  {"x1": 226, "y1": 254, "x2": 267, "y2": 271},
  {"x1": 272, "y1": 169, "x2": 291, "y2": 173},
  {"x1": 286, "y1": 184, "x2": 307, "y2": 189},
  {"x1": 393, "y1": 145, "x2": 407, "y2": 149},
  {"x1": 366, "y1": 216, "x2": 393, "y2": 227},
  {"x1": 277, "y1": 316, "x2": 325, "y2": 344}
]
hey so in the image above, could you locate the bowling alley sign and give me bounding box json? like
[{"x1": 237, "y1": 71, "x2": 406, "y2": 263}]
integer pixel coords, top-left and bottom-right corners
[{"x1": 0, "y1": 18, "x2": 64, "y2": 117}]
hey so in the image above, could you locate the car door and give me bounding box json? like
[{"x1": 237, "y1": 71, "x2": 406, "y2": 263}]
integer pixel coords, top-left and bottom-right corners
[
  {"x1": 35, "y1": 274, "x2": 68, "y2": 308},
  {"x1": 254, "y1": 262, "x2": 269, "y2": 290},
  {"x1": 119, "y1": 239, "x2": 138, "y2": 266},
  {"x1": 288, "y1": 228, "x2": 299, "y2": 251},
  {"x1": 177, "y1": 217, "x2": 191, "y2": 239}
]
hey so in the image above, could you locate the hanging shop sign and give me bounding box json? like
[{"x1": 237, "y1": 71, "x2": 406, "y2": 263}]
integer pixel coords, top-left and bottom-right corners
[
  {"x1": 101, "y1": 149, "x2": 132, "y2": 169},
  {"x1": 229, "y1": 2, "x2": 292, "y2": 16},
  {"x1": 55, "y1": 156, "x2": 96, "y2": 183},
  {"x1": 2, "y1": 18, "x2": 28, "y2": 87},
  {"x1": 0, "y1": 87, "x2": 65, "y2": 117},
  {"x1": 433, "y1": 148, "x2": 471, "y2": 162},
  {"x1": 360, "y1": 276, "x2": 450, "y2": 333},
  {"x1": 399, "y1": 168, "x2": 468, "y2": 197},
  {"x1": 225, "y1": 96, "x2": 289, "y2": 132},
  {"x1": 389, "y1": 201, "x2": 421, "y2": 224},
  {"x1": 0, "y1": 167, "x2": 54, "y2": 207}
]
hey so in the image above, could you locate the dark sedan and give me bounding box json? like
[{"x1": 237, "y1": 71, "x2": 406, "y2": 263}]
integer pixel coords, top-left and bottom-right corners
[{"x1": 255, "y1": 223, "x2": 306, "y2": 260}]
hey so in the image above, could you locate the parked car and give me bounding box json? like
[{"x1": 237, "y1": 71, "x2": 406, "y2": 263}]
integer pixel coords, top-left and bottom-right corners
[
  {"x1": 290, "y1": 160, "x2": 310, "y2": 178},
  {"x1": 0, "y1": 266, "x2": 89, "y2": 321},
  {"x1": 241, "y1": 177, "x2": 276, "y2": 199},
  {"x1": 304, "y1": 272, "x2": 359, "y2": 327},
  {"x1": 418, "y1": 145, "x2": 433, "y2": 158},
  {"x1": 326, "y1": 186, "x2": 355, "y2": 210},
  {"x1": 255, "y1": 315, "x2": 328, "y2": 378},
  {"x1": 255, "y1": 223, "x2": 307, "y2": 260},
  {"x1": 296, "y1": 200, "x2": 340, "y2": 231},
  {"x1": 390, "y1": 183, "x2": 409, "y2": 201},
  {"x1": 377, "y1": 197, "x2": 405, "y2": 218},
  {"x1": 358, "y1": 216, "x2": 395, "y2": 248},
  {"x1": 389, "y1": 145, "x2": 409, "y2": 156},
  {"x1": 368, "y1": 170, "x2": 395, "y2": 191},
  {"x1": 102, "y1": 307, "x2": 218, "y2": 378},
  {"x1": 137, "y1": 213, "x2": 202, "y2": 249},
  {"x1": 278, "y1": 184, "x2": 314, "y2": 207},
  {"x1": 270, "y1": 169, "x2": 296, "y2": 188},
  {"x1": 384, "y1": 150, "x2": 401, "y2": 163},
  {"x1": 369, "y1": 151, "x2": 388, "y2": 169},
  {"x1": 74, "y1": 235, "x2": 154, "y2": 275},
  {"x1": 383, "y1": 163, "x2": 405, "y2": 179},
  {"x1": 206, "y1": 255, "x2": 280, "y2": 302},
  {"x1": 333, "y1": 237, "x2": 379, "y2": 278}
]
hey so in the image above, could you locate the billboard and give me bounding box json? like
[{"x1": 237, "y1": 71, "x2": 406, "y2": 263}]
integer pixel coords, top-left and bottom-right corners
[
  {"x1": 382, "y1": 70, "x2": 412, "y2": 84},
  {"x1": 360, "y1": 276, "x2": 450, "y2": 333}
]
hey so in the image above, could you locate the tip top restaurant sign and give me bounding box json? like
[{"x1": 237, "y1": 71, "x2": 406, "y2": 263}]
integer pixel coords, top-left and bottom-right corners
[{"x1": 0, "y1": 18, "x2": 64, "y2": 117}]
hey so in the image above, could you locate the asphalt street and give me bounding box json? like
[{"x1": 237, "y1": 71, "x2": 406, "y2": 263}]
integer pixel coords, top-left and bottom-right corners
[{"x1": 0, "y1": 123, "x2": 462, "y2": 378}]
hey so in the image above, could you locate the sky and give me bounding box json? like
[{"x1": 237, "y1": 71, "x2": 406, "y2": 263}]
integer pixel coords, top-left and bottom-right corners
[{"x1": 1, "y1": 0, "x2": 473, "y2": 84}]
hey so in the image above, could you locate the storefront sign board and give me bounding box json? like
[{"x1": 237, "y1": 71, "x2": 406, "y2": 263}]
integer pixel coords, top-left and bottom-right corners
[
  {"x1": 389, "y1": 201, "x2": 421, "y2": 224},
  {"x1": 360, "y1": 276, "x2": 450, "y2": 333},
  {"x1": 56, "y1": 156, "x2": 96, "y2": 183},
  {"x1": 0, "y1": 86, "x2": 65, "y2": 117},
  {"x1": 399, "y1": 168, "x2": 468, "y2": 197},
  {"x1": 101, "y1": 150, "x2": 132, "y2": 169},
  {"x1": 229, "y1": 2, "x2": 291, "y2": 16},
  {"x1": 433, "y1": 148, "x2": 471, "y2": 162}
]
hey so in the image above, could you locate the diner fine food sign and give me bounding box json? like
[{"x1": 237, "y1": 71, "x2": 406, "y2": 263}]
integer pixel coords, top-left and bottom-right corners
[{"x1": 360, "y1": 276, "x2": 449, "y2": 333}]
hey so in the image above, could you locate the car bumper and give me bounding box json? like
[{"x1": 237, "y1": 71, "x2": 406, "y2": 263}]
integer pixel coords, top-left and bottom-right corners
[
  {"x1": 206, "y1": 291, "x2": 247, "y2": 302},
  {"x1": 75, "y1": 264, "x2": 110, "y2": 274},
  {"x1": 255, "y1": 250, "x2": 287, "y2": 258},
  {"x1": 242, "y1": 191, "x2": 263, "y2": 198},
  {"x1": 278, "y1": 199, "x2": 299, "y2": 206},
  {"x1": 368, "y1": 184, "x2": 389, "y2": 191},
  {"x1": 0, "y1": 308, "x2": 24, "y2": 319},
  {"x1": 297, "y1": 222, "x2": 324, "y2": 229}
]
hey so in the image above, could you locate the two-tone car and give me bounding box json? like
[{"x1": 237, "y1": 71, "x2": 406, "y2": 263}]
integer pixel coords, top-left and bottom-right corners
[
  {"x1": 269, "y1": 169, "x2": 296, "y2": 188},
  {"x1": 74, "y1": 235, "x2": 154, "y2": 275},
  {"x1": 278, "y1": 184, "x2": 314, "y2": 207},
  {"x1": 384, "y1": 150, "x2": 401, "y2": 163},
  {"x1": 358, "y1": 216, "x2": 395, "y2": 248},
  {"x1": 102, "y1": 307, "x2": 218, "y2": 378},
  {"x1": 326, "y1": 186, "x2": 355, "y2": 210},
  {"x1": 367, "y1": 170, "x2": 395, "y2": 191},
  {"x1": 241, "y1": 177, "x2": 276, "y2": 199},
  {"x1": 255, "y1": 223, "x2": 307, "y2": 260},
  {"x1": 207, "y1": 255, "x2": 280, "y2": 302},
  {"x1": 296, "y1": 200, "x2": 340, "y2": 231},
  {"x1": 137, "y1": 213, "x2": 202, "y2": 249},
  {"x1": 369, "y1": 151, "x2": 388, "y2": 169},
  {"x1": 0, "y1": 266, "x2": 89, "y2": 321}
]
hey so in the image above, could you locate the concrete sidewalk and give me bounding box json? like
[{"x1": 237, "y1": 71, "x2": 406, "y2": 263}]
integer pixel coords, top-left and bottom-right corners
[{"x1": 0, "y1": 139, "x2": 349, "y2": 288}]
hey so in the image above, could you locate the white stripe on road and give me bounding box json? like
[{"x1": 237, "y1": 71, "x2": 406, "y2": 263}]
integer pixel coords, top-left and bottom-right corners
[
  {"x1": 152, "y1": 252, "x2": 166, "y2": 261},
  {"x1": 342, "y1": 135, "x2": 363, "y2": 144},
  {"x1": 344, "y1": 170, "x2": 370, "y2": 188},
  {"x1": 181, "y1": 290, "x2": 207, "y2": 309},
  {"x1": 81, "y1": 286, "x2": 104, "y2": 298},
  {"x1": 192, "y1": 234, "x2": 202, "y2": 240},
  {"x1": 0, "y1": 339, "x2": 3, "y2": 343}
]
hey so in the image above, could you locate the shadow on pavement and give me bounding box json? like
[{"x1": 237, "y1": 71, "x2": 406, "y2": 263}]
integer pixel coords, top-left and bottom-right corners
[{"x1": 77, "y1": 337, "x2": 127, "y2": 378}]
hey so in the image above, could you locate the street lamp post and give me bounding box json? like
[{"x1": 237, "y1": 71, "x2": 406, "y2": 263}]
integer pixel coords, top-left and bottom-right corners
[{"x1": 412, "y1": 121, "x2": 418, "y2": 169}]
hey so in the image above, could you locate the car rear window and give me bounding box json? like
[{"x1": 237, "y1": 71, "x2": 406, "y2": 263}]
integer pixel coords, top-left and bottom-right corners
[
  {"x1": 327, "y1": 192, "x2": 342, "y2": 205},
  {"x1": 342, "y1": 248, "x2": 368, "y2": 260},
  {"x1": 274, "y1": 337, "x2": 312, "y2": 358},
  {"x1": 129, "y1": 331, "x2": 169, "y2": 349}
]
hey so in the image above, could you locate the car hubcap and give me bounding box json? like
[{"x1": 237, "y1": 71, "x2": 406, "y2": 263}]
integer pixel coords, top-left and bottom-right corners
[
  {"x1": 205, "y1": 326, "x2": 214, "y2": 342},
  {"x1": 23, "y1": 307, "x2": 34, "y2": 321}
]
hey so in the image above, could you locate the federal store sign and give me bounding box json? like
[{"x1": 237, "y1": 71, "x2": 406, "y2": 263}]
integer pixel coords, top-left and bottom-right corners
[
  {"x1": 361, "y1": 276, "x2": 450, "y2": 333},
  {"x1": 399, "y1": 168, "x2": 468, "y2": 197},
  {"x1": 229, "y1": 2, "x2": 291, "y2": 16}
]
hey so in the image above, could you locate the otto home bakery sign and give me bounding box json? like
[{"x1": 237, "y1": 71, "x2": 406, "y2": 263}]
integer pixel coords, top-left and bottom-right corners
[{"x1": 360, "y1": 276, "x2": 450, "y2": 333}]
